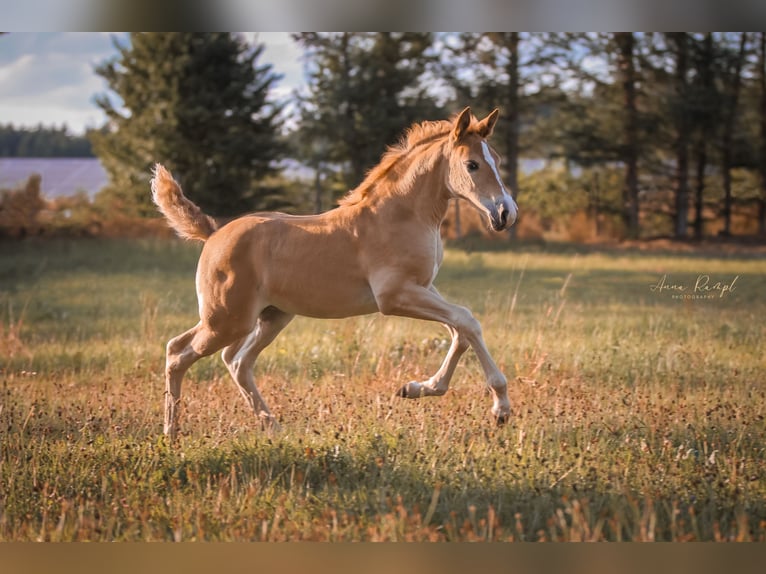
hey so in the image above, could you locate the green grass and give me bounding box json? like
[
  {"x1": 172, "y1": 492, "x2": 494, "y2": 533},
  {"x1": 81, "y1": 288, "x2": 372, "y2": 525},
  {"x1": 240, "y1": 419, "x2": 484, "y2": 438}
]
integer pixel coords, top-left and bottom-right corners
[{"x1": 1, "y1": 238, "x2": 765, "y2": 541}]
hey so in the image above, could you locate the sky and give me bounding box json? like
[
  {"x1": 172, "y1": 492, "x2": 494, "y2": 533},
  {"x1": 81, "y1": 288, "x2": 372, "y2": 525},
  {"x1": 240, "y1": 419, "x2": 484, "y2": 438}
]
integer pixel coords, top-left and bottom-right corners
[{"x1": 0, "y1": 32, "x2": 305, "y2": 135}]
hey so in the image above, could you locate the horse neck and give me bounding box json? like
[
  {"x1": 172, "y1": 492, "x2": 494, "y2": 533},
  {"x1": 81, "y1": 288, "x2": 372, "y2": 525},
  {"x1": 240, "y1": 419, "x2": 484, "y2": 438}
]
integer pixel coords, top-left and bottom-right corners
[{"x1": 368, "y1": 146, "x2": 452, "y2": 228}]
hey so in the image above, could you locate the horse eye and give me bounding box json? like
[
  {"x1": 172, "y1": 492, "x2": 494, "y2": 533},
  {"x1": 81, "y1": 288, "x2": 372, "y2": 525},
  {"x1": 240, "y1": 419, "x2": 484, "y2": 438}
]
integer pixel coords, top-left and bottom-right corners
[{"x1": 465, "y1": 160, "x2": 479, "y2": 173}]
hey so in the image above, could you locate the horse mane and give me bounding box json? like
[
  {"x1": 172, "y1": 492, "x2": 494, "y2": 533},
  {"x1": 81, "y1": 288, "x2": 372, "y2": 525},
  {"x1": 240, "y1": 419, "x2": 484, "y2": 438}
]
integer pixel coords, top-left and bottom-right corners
[{"x1": 339, "y1": 114, "x2": 479, "y2": 207}]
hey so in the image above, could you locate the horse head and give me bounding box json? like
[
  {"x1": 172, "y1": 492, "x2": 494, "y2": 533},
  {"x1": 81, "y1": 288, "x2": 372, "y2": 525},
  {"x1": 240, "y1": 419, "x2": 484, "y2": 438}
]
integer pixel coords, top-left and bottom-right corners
[{"x1": 446, "y1": 107, "x2": 518, "y2": 232}]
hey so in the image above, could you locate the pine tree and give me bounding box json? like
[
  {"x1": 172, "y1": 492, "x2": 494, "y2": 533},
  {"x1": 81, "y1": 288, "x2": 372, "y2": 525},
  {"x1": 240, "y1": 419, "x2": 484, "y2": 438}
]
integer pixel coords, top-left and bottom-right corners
[
  {"x1": 91, "y1": 33, "x2": 284, "y2": 217},
  {"x1": 690, "y1": 33, "x2": 719, "y2": 240},
  {"x1": 614, "y1": 33, "x2": 641, "y2": 239},
  {"x1": 441, "y1": 33, "x2": 577, "y2": 238},
  {"x1": 293, "y1": 33, "x2": 439, "y2": 193},
  {"x1": 719, "y1": 33, "x2": 748, "y2": 236},
  {"x1": 668, "y1": 33, "x2": 690, "y2": 238},
  {"x1": 442, "y1": 33, "x2": 523, "y2": 197},
  {"x1": 530, "y1": 33, "x2": 647, "y2": 238},
  {"x1": 562, "y1": 33, "x2": 644, "y2": 239}
]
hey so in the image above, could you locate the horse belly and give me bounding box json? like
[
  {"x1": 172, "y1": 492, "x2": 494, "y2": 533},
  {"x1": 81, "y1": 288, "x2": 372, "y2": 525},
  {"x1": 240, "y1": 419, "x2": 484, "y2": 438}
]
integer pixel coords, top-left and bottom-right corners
[
  {"x1": 260, "y1": 236, "x2": 379, "y2": 318},
  {"x1": 209, "y1": 216, "x2": 379, "y2": 319},
  {"x1": 268, "y1": 271, "x2": 378, "y2": 318}
]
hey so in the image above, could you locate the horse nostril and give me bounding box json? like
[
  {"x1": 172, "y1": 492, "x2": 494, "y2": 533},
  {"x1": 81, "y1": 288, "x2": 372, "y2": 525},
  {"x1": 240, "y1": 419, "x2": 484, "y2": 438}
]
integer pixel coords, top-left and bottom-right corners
[{"x1": 499, "y1": 205, "x2": 508, "y2": 226}]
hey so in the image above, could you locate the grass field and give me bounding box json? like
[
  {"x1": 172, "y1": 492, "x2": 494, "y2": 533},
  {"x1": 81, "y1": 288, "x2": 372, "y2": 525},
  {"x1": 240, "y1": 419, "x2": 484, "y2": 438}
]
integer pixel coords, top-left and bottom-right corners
[{"x1": 1, "y1": 238, "x2": 765, "y2": 541}]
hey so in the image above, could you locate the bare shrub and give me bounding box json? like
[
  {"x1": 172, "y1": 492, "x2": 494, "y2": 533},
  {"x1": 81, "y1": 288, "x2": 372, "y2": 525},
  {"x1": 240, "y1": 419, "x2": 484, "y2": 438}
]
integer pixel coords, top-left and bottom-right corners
[{"x1": 0, "y1": 174, "x2": 45, "y2": 238}]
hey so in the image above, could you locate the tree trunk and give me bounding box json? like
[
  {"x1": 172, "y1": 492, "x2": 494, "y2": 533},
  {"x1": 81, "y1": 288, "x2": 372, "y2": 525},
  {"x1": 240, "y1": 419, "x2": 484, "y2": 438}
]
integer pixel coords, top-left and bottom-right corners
[
  {"x1": 672, "y1": 33, "x2": 690, "y2": 238},
  {"x1": 694, "y1": 33, "x2": 714, "y2": 240},
  {"x1": 721, "y1": 33, "x2": 747, "y2": 237},
  {"x1": 591, "y1": 170, "x2": 602, "y2": 237},
  {"x1": 503, "y1": 32, "x2": 521, "y2": 240},
  {"x1": 615, "y1": 33, "x2": 640, "y2": 239},
  {"x1": 505, "y1": 32, "x2": 520, "y2": 199},
  {"x1": 339, "y1": 33, "x2": 363, "y2": 189},
  {"x1": 759, "y1": 32, "x2": 766, "y2": 236},
  {"x1": 694, "y1": 136, "x2": 708, "y2": 239}
]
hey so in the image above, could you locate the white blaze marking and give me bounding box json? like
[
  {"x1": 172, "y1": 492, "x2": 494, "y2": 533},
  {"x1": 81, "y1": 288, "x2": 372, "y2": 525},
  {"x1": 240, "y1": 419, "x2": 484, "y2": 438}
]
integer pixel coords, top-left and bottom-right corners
[{"x1": 481, "y1": 141, "x2": 507, "y2": 195}]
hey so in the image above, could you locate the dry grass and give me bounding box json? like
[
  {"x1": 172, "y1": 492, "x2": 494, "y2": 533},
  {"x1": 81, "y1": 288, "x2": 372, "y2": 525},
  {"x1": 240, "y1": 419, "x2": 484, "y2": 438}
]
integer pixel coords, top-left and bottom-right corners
[{"x1": 1, "y1": 238, "x2": 765, "y2": 541}]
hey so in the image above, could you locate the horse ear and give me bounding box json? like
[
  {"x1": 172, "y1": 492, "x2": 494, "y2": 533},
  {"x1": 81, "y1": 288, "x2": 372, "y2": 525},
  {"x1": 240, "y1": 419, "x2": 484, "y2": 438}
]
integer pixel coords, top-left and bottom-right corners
[
  {"x1": 452, "y1": 107, "x2": 472, "y2": 142},
  {"x1": 477, "y1": 108, "x2": 500, "y2": 138}
]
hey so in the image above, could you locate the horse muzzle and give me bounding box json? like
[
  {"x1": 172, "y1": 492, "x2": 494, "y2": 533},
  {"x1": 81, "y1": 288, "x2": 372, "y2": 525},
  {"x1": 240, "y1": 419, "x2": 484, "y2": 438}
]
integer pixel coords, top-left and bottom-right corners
[{"x1": 489, "y1": 196, "x2": 518, "y2": 232}]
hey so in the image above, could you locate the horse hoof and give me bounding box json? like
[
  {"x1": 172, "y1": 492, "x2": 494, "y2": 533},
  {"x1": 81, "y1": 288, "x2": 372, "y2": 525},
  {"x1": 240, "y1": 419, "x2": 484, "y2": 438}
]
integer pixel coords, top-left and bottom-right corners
[
  {"x1": 495, "y1": 412, "x2": 510, "y2": 426},
  {"x1": 258, "y1": 413, "x2": 281, "y2": 432},
  {"x1": 396, "y1": 384, "x2": 410, "y2": 398}
]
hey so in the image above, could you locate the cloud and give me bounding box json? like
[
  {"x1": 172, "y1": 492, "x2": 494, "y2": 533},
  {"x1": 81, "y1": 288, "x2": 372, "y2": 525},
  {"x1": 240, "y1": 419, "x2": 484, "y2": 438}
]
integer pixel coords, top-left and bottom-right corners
[
  {"x1": 0, "y1": 33, "x2": 120, "y2": 133},
  {"x1": 0, "y1": 32, "x2": 304, "y2": 135},
  {"x1": 0, "y1": 54, "x2": 97, "y2": 99}
]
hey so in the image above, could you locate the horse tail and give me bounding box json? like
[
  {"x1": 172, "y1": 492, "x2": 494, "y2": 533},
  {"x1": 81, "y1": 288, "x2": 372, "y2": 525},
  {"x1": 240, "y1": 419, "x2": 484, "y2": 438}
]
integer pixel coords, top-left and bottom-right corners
[{"x1": 150, "y1": 164, "x2": 218, "y2": 242}]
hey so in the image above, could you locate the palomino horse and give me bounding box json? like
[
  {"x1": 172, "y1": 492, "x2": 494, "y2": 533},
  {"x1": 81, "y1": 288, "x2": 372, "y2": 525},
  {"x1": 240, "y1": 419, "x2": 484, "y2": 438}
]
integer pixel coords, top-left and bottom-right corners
[{"x1": 151, "y1": 107, "x2": 518, "y2": 439}]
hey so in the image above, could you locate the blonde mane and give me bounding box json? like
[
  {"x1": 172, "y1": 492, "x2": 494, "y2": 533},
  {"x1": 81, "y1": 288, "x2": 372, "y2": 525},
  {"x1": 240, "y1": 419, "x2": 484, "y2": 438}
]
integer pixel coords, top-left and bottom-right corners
[{"x1": 339, "y1": 115, "x2": 479, "y2": 207}]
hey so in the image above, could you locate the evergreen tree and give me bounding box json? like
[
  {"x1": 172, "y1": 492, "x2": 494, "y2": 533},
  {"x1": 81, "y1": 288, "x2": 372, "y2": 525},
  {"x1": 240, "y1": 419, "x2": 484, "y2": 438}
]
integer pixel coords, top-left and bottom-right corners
[
  {"x1": 614, "y1": 32, "x2": 641, "y2": 239},
  {"x1": 440, "y1": 33, "x2": 577, "y2": 237},
  {"x1": 639, "y1": 32, "x2": 697, "y2": 239},
  {"x1": 445, "y1": 33, "x2": 523, "y2": 200},
  {"x1": 538, "y1": 33, "x2": 648, "y2": 238},
  {"x1": 91, "y1": 33, "x2": 284, "y2": 216},
  {"x1": 442, "y1": 34, "x2": 573, "y2": 194},
  {"x1": 668, "y1": 32, "x2": 691, "y2": 238},
  {"x1": 719, "y1": 33, "x2": 748, "y2": 236},
  {"x1": 689, "y1": 33, "x2": 719, "y2": 240},
  {"x1": 512, "y1": 34, "x2": 641, "y2": 237},
  {"x1": 293, "y1": 33, "x2": 440, "y2": 193}
]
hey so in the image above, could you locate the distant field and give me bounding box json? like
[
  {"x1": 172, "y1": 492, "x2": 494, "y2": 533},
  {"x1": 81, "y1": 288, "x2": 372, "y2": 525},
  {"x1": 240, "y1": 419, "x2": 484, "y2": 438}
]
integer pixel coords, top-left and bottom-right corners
[{"x1": 1, "y1": 238, "x2": 765, "y2": 541}]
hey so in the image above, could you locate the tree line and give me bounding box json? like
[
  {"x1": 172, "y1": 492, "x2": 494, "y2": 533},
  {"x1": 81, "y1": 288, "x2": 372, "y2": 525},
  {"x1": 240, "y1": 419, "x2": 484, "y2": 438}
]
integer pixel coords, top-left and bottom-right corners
[
  {"x1": 0, "y1": 124, "x2": 94, "y2": 157},
  {"x1": 8, "y1": 33, "x2": 766, "y2": 240}
]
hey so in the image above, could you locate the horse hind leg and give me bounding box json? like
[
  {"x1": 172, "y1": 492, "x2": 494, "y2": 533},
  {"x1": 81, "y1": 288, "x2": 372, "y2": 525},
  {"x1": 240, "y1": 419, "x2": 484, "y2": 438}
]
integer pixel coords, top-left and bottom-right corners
[
  {"x1": 164, "y1": 322, "x2": 239, "y2": 439},
  {"x1": 221, "y1": 307, "x2": 294, "y2": 431}
]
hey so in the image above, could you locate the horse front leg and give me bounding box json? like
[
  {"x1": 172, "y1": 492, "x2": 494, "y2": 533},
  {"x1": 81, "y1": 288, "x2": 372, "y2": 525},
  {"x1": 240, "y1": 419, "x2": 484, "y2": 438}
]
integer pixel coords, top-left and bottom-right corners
[
  {"x1": 374, "y1": 282, "x2": 511, "y2": 424},
  {"x1": 396, "y1": 323, "x2": 467, "y2": 398},
  {"x1": 395, "y1": 282, "x2": 472, "y2": 400}
]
